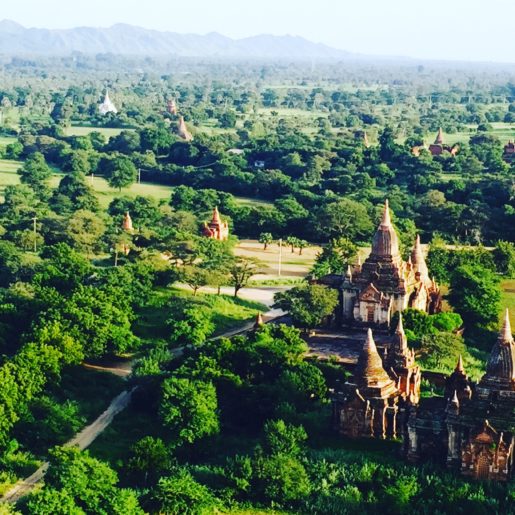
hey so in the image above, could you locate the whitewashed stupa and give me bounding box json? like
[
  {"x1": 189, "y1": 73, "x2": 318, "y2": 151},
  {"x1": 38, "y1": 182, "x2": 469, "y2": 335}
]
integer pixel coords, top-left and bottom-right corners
[{"x1": 98, "y1": 89, "x2": 118, "y2": 115}]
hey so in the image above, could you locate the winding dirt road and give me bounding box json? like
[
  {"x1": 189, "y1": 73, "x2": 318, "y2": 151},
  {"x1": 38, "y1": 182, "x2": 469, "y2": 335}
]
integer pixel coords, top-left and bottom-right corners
[
  {"x1": 1, "y1": 285, "x2": 287, "y2": 505},
  {"x1": 2, "y1": 388, "x2": 136, "y2": 504}
]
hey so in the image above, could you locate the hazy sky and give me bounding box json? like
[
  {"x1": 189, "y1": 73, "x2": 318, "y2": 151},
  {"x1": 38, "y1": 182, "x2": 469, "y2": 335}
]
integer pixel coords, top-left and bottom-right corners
[{"x1": 2, "y1": 0, "x2": 515, "y2": 62}]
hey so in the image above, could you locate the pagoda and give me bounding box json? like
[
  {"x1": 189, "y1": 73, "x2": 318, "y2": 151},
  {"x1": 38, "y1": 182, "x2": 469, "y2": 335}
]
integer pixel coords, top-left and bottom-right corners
[
  {"x1": 428, "y1": 128, "x2": 459, "y2": 156},
  {"x1": 122, "y1": 211, "x2": 133, "y2": 232},
  {"x1": 202, "y1": 207, "x2": 229, "y2": 241},
  {"x1": 502, "y1": 140, "x2": 515, "y2": 163},
  {"x1": 176, "y1": 116, "x2": 193, "y2": 141},
  {"x1": 405, "y1": 309, "x2": 515, "y2": 481},
  {"x1": 333, "y1": 328, "x2": 415, "y2": 439},
  {"x1": 321, "y1": 200, "x2": 441, "y2": 328},
  {"x1": 167, "y1": 98, "x2": 178, "y2": 115},
  {"x1": 98, "y1": 89, "x2": 118, "y2": 115}
]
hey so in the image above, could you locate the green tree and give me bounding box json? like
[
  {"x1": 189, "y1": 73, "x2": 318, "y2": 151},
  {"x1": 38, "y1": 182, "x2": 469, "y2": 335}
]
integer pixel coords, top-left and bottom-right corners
[
  {"x1": 262, "y1": 420, "x2": 307, "y2": 458},
  {"x1": 311, "y1": 237, "x2": 357, "y2": 277},
  {"x1": 259, "y1": 232, "x2": 274, "y2": 250},
  {"x1": 18, "y1": 152, "x2": 52, "y2": 196},
  {"x1": 128, "y1": 436, "x2": 171, "y2": 486},
  {"x1": 312, "y1": 199, "x2": 374, "y2": 241},
  {"x1": 254, "y1": 453, "x2": 311, "y2": 505},
  {"x1": 166, "y1": 298, "x2": 215, "y2": 346},
  {"x1": 229, "y1": 257, "x2": 260, "y2": 297},
  {"x1": 273, "y1": 284, "x2": 338, "y2": 331},
  {"x1": 105, "y1": 156, "x2": 137, "y2": 191},
  {"x1": 159, "y1": 377, "x2": 219, "y2": 445},
  {"x1": 448, "y1": 264, "x2": 501, "y2": 333},
  {"x1": 66, "y1": 209, "x2": 106, "y2": 256},
  {"x1": 493, "y1": 240, "x2": 515, "y2": 278},
  {"x1": 153, "y1": 468, "x2": 218, "y2": 515}
]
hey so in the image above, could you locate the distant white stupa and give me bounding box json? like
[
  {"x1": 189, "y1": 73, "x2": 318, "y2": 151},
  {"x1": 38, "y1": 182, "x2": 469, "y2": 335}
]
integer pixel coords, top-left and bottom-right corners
[{"x1": 98, "y1": 89, "x2": 118, "y2": 115}]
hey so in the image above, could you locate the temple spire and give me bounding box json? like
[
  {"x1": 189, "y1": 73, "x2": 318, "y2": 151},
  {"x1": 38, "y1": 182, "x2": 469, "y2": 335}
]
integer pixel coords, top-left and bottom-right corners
[
  {"x1": 393, "y1": 313, "x2": 408, "y2": 355},
  {"x1": 254, "y1": 312, "x2": 264, "y2": 329},
  {"x1": 371, "y1": 200, "x2": 400, "y2": 258},
  {"x1": 396, "y1": 312, "x2": 404, "y2": 335},
  {"x1": 212, "y1": 206, "x2": 221, "y2": 224},
  {"x1": 435, "y1": 127, "x2": 444, "y2": 144},
  {"x1": 354, "y1": 329, "x2": 393, "y2": 388},
  {"x1": 381, "y1": 199, "x2": 392, "y2": 227},
  {"x1": 482, "y1": 308, "x2": 515, "y2": 386},
  {"x1": 500, "y1": 308, "x2": 513, "y2": 343},
  {"x1": 411, "y1": 234, "x2": 429, "y2": 281},
  {"x1": 122, "y1": 211, "x2": 133, "y2": 232},
  {"x1": 455, "y1": 354, "x2": 465, "y2": 374}
]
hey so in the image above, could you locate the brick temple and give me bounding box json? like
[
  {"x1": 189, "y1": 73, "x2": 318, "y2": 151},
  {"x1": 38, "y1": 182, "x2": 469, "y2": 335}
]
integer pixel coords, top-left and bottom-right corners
[{"x1": 320, "y1": 200, "x2": 441, "y2": 328}]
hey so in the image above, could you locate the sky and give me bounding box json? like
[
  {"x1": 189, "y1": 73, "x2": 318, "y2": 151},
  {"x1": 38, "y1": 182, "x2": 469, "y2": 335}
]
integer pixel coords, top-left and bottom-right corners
[{"x1": 2, "y1": 0, "x2": 515, "y2": 62}]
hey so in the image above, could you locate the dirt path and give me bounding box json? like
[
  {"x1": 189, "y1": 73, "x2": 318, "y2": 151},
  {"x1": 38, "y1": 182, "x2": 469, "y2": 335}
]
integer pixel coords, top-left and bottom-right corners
[
  {"x1": 0, "y1": 285, "x2": 289, "y2": 505},
  {"x1": 1, "y1": 388, "x2": 136, "y2": 505}
]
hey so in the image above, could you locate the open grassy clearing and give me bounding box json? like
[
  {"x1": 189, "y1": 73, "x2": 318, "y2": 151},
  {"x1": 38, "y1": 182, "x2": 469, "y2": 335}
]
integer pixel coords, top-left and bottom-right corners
[
  {"x1": 501, "y1": 279, "x2": 515, "y2": 328},
  {"x1": 0, "y1": 164, "x2": 272, "y2": 209},
  {"x1": 62, "y1": 125, "x2": 128, "y2": 139},
  {"x1": 0, "y1": 136, "x2": 16, "y2": 147},
  {"x1": 424, "y1": 122, "x2": 515, "y2": 146}
]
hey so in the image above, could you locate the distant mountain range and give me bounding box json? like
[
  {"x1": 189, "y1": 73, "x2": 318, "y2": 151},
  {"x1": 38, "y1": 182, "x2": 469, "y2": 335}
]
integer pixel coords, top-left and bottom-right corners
[{"x1": 0, "y1": 20, "x2": 354, "y2": 60}]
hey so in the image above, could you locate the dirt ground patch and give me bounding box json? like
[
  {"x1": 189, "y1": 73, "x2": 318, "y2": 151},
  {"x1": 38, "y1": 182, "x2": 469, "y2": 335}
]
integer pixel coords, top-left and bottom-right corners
[{"x1": 235, "y1": 239, "x2": 321, "y2": 281}]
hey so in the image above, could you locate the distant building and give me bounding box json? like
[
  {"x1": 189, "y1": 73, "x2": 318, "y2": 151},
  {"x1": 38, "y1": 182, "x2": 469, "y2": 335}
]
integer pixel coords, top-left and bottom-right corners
[
  {"x1": 227, "y1": 148, "x2": 245, "y2": 155},
  {"x1": 406, "y1": 310, "x2": 515, "y2": 481},
  {"x1": 176, "y1": 116, "x2": 193, "y2": 141},
  {"x1": 319, "y1": 200, "x2": 441, "y2": 328},
  {"x1": 253, "y1": 160, "x2": 266, "y2": 169},
  {"x1": 202, "y1": 207, "x2": 229, "y2": 241},
  {"x1": 502, "y1": 140, "x2": 515, "y2": 163},
  {"x1": 428, "y1": 128, "x2": 459, "y2": 156},
  {"x1": 122, "y1": 211, "x2": 133, "y2": 232},
  {"x1": 98, "y1": 89, "x2": 118, "y2": 115},
  {"x1": 167, "y1": 98, "x2": 178, "y2": 116}
]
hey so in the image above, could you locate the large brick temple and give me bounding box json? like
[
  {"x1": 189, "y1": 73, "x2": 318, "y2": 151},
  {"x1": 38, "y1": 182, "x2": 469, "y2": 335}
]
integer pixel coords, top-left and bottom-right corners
[{"x1": 320, "y1": 200, "x2": 441, "y2": 328}]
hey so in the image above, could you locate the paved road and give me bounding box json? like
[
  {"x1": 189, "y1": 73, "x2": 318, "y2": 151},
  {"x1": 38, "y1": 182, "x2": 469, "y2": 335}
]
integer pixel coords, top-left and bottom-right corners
[{"x1": 1, "y1": 388, "x2": 136, "y2": 505}]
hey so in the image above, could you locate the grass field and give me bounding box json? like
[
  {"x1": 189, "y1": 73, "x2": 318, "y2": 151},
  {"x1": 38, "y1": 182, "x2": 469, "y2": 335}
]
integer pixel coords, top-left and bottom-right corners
[
  {"x1": 134, "y1": 286, "x2": 268, "y2": 340},
  {"x1": 0, "y1": 164, "x2": 271, "y2": 210},
  {"x1": 0, "y1": 136, "x2": 16, "y2": 147},
  {"x1": 501, "y1": 279, "x2": 515, "y2": 327},
  {"x1": 424, "y1": 122, "x2": 515, "y2": 146},
  {"x1": 62, "y1": 126, "x2": 127, "y2": 139}
]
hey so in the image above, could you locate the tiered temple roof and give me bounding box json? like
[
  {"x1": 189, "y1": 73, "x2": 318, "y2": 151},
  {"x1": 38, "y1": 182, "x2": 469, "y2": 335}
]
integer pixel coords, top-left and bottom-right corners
[
  {"x1": 202, "y1": 207, "x2": 229, "y2": 241},
  {"x1": 353, "y1": 329, "x2": 398, "y2": 398},
  {"x1": 479, "y1": 309, "x2": 515, "y2": 391}
]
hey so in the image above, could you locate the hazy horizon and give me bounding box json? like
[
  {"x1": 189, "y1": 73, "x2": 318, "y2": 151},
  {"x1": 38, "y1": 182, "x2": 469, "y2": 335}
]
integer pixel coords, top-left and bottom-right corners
[{"x1": 2, "y1": 0, "x2": 515, "y2": 63}]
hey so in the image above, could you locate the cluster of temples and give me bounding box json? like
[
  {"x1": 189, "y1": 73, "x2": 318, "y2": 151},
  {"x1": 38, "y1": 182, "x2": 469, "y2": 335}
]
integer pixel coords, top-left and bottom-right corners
[
  {"x1": 320, "y1": 200, "x2": 441, "y2": 328},
  {"x1": 332, "y1": 311, "x2": 515, "y2": 481},
  {"x1": 326, "y1": 198, "x2": 514, "y2": 481}
]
